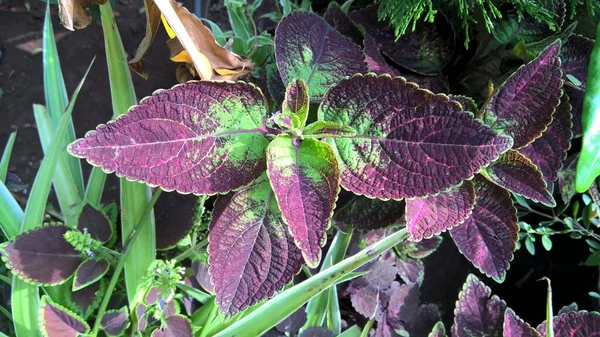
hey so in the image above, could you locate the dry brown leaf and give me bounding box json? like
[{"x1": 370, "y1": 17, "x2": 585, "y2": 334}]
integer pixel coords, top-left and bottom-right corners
[
  {"x1": 156, "y1": 0, "x2": 253, "y2": 81},
  {"x1": 58, "y1": 0, "x2": 107, "y2": 31},
  {"x1": 128, "y1": 0, "x2": 162, "y2": 78}
]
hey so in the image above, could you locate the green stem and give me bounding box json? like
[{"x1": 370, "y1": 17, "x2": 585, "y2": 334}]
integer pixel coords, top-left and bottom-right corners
[
  {"x1": 360, "y1": 319, "x2": 375, "y2": 337},
  {"x1": 173, "y1": 237, "x2": 208, "y2": 263},
  {"x1": 90, "y1": 188, "x2": 163, "y2": 337}
]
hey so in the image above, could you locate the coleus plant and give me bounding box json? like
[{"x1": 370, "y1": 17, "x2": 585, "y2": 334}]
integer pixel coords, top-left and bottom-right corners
[{"x1": 65, "y1": 10, "x2": 512, "y2": 316}]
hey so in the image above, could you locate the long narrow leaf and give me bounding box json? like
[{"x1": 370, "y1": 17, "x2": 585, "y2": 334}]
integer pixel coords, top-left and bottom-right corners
[
  {"x1": 215, "y1": 229, "x2": 409, "y2": 337},
  {"x1": 99, "y1": 3, "x2": 156, "y2": 309},
  {"x1": 33, "y1": 105, "x2": 82, "y2": 226},
  {"x1": 42, "y1": 5, "x2": 84, "y2": 195},
  {"x1": 0, "y1": 132, "x2": 16, "y2": 182},
  {"x1": 0, "y1": 181, "x2": 22, "y2": 240}
]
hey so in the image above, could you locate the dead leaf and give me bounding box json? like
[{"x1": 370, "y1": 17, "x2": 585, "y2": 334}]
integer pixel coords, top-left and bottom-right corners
[
  {"x1": 128, "y1": 0, "x2": 162, "y2": 78},
  {"x1": 58, "y1": 0, "x2": 107, "y2": 31},
  {"x1": 155, "y1": 0, "x2": 253, "y2": 81}
]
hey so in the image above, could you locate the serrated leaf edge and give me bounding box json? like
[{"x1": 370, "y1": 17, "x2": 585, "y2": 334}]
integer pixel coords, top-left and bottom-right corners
[
  {"x1": 101, "y1": 306, "x2": 131, "y2": 337},
  {"x1": 39, "y1": 295, "x2": 90, "y2": 337},
  {"x1": 72, "y1": 258, "x2": 110, "y2": 291}
]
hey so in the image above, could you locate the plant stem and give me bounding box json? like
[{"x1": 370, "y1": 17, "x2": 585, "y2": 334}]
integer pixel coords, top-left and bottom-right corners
[
  {"x1": 518, "y1": 205, "x2": 600, "y2": 241},
  {"x1": 173, "y1": 237, "x2": 208, "y2": 263},
  {"x1": 90, "y1": 188, "x2": 163, "y2": 337},
  {"x1": 360, "y1": 319, "x2": 375, "y2": 337}
]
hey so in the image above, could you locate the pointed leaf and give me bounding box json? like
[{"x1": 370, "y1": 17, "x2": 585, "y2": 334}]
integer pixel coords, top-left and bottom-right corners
[
  {"x1": 537, "y1": 311, "x2": 600, "y2": 337},
  {"x1": 273, "y1": 113, "x2": 300, "y2": 131},
  {"x1": 154, "y1": 192, "x2": 200, "y2": 250},
  {"x1": 0, "y1": 224, "x2": 82, "y2": 285},
  {"x1": 388, "y1": 282, "x2": 421, "y2": 323},
  {"x1": 275, "y1": 12, "x2": 368, "y2": 100},
  {"x1": 303, "y1": 121, "x2": 356, "y2": 138},
  {"x1": 282, "y1": 79, "x2": 309, "y2": 127},
  {"x1": 267, "y1": 135, "x2": 340, "y2": 267},
  {"x1": 483, "y1": 150, "x2": 555, "y2": 206},
  {"x1": 450, "y1": 177, "x2": 518, "y2": 282},
  {"x1": 396, "y1": 258, "x2": 424, "y2": 285},
  {"x1": 520, "y1": 94, "x2": 573, "y2": 194},
  {"x1": 151, "y1": 315, "x2": 192, "y2": 337},
  {"x1": 403, "y1": 236, "x2": 443, "y2": 259},
  {"x1": 101, "y1": 307, "x2": 130, "y2": 337},
  {"x1": 428, "y1": 321, "x2": 446, "y2": 337},
  {"x1": 483, "y1": 42, "x2": 563, "y2": 148},
  {"x1": 350, "y1": 5, "x2": 455, "y2": 75},
  {"x1": 276, "y1": 308, "x2": 307, "y2": 335},
  {"x1": 73, "y1": 258, "x2": 109, "y2": 291},
  {"x1": 67, "y1": 279, "x2": 104, "y2": 319},
  {"x1": 68, "y1": 81, "x2": 270, "y2": 195},
  {"x1": 39, "y1": 296, "x2": 90, "y2": 337},
  {"x1": 319, "y1": 74, "x2": 512, "y2": 200},
  {"x1": 503, "y1": 308, "x2": 541, "y2": 337},
  {"x1": 452, "y1": 274, "x2": 506, "y2": 337},
  {"x1": 128, "y1": 0, "x2": 161, "y2": 78},
  {"x1": 208, "y1": 174, "x2": 304, "y2": 317},
  {"x1": 334, "y1": 197, "x2": 403, "y2": 231},
  {"x1": 406, "y1": 181, "x2": 476, "y2": 241},
  {"x1": 561, "y1": 35, "x2": 594, "y2": 90},
  {"x1": 77, "y1": 204, "x2": 113, "y2": 244},
  {"x1": 323, "y1": 2, "x2": 363, "y2": 45}
]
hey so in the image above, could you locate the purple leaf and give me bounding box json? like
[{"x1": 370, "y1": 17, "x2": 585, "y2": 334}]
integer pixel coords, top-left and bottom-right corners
[
  {"x1": 428, "y1": 321, "x2": 446, "y2": 337},
  {"x1": 396, "y1": 258, "x2": 424, "y2": 285},
  {"x1": 557, "y1": 302, "x2": 578, "y2": 315},
  {"x1": 154, "y1": 192, "x2": 199, "y2": 250},
  {"x1": 136, "y1": 304, "x2": 148, "y2": 332},
  {"x1": 151, "y1": 315, "x2": 193, "y2": 337},
  {"x1": 351, "y1": 5, "x2": 455, "y2": 75},
  {"x1": 275, "y1": 12, "x2": 367, "y2": 100},
  {"x1": 299, "y1": 327, "x2": 334, "y2": 337},
  {"x1": 282, "y1": 79, "x2": 309, "y2": 127},
  {"x1": 323, "y1": 2, "x2": 363, "y2": 45},
  {"x1": 363, "y1": 36, "x2": 449, "y2": 93},
  {"x1": 67, "y1": 279, "x2": 104, "y2": 319},
  {"x1": 101, "y1": 307, "x2": 130, "y2": 337},
  {"x1": 558, "y1": 153, "x2": 578, "y2": 204},
  {"x1": 537, "y1": 311, "x2": 600, "y2": 337},
  {"x1": 405, "y1": 304, "x2": 441, "y2": 337},
  {"x1": 145, "y1": 287, "x2": 160, "y2": 305},
  {"x1": 73, "y1": 258, "x2": 109, "y2": 291},
  {"x1": 40, "y1": 296, "x2": 90, "y2": 337},
  {"x1": 334, "y1": 196, "x2": 404, "y2": 231},
  {"x1": 483, "y1": 41, "x2": 562, "y2": 149},
  {"x1": 208, "y1": 174, "x2": 304, "y2": 317},
  {"x1": 450, "y1": 177, "x2": 518, "y2": 282},
  {"x1": 192, "y1": 260, "x2": 214, "y2": 293},
  {"x1": 449, "y1": 95, "x2": 478, "y2": 113},
  {"x1": 388, "y1": 283, "x2": 420, "y2": 324},
  {"x1": 561, "y1": 35, "x2": 594, "y2": 90},
  {"x1": 483, "y1": 150, "x2": 555, "y2": 206},
  {"x1": 375, "y1": 314, "x2": 397, "y2": 337},
  {"x1": 565, "y1": 86, "x2": 583, "y2": 137},
  {"x1": 452, "y1": 274, "x2": 506, "y2": 337},
  {"x1": 275, "y1": 308, "x2": 307, "y2": 335},
  {"x1": 68, "y1": 81, "x2": 270, "y2": 195},
  {"x1": 403, "y1": 236, "x2": 443, "y2": 259},
  {"x1": 406, "y1": 181, "x2": 476, "y2": 241},
  {"x1": 0, "y1": 224, "x2": 82, "y2": 285},
  {"x1": 319, "y1": 74, "x2": 512, "y2": 200},
  {"x1": 77, "y1": 204, "x2": 112, "y2": 243},
  {"x1": 520, "y1": 94, "x2": 573, "y2": 195},
  {"x1": 503, "y1": 308, "x2": 541, "y2": 337},
  {"x1": 349, "y1": 261, "x2": 397, "y2": 320},
  {"x1": 267, "y1": 136, "x2": 340, "y2": 267}
]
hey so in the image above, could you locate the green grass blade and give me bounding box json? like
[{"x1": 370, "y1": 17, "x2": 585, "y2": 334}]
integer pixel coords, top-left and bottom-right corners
[
  {"x1": 0, "y1": 132, "x2": 17, "y2": 182},
  {"x1": 304, "y1": 229, "x2": 353, "y2": 332},
  {"x1": 33, "y1": 105, "x2": 82, "y2": 226},
  {"x1": 543, "y1": 277, "x2": 554, "y2": 337},
  {"x1": 338, "y1": 325, "x2": 361, "y2": 337},
  {"x1": 99, "y1": 2, "x2": 156, "y2": 309},
  {"x1": 11, "y1": 279, "x2": 39, "y2": 337},
  {"x1": 42, "y1": 5, "x2": 84, "y2": 196},
  {"x1": 0, "y1": 181, "x2": 22, "y2": 240},
  {"x1": 215, "y1": 229, "x2": 409, "y2": 337}
]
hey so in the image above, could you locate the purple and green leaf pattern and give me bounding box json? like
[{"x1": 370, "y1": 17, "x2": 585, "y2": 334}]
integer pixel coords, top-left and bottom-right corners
[
  {"x1": 39, "y1": 296, "x2": 90, "y2": 337},
  {"x1": 429, "y1": 321, "x2": 447, "y2": 337},
  {"x1": 302, "y1": 121, "x2": 356, "y2": 139},
  {"x1": 450, "y1": 177, "x2": 518, "y2": 282},
  {"x1": 0, "y1": 224, "x2": 82, "y2": 285},
  {"x1": 208, "y1": 174, "x2": 303, "y2": 317},
  {"x1": 351, "y1": 6, "x2": 455, "y2": 75},
  {"x1": 406, "y1": 180, "x2": 476, "y2": 241},
  {"x1": 77, "y1": 204, "x2": 112, "y2": 244},
  {"x1": 561, "y1": 35, "x2": 594, "y2": 90},
  {"x1": 101, "y1": 307, "x2": 130, "y2": 337},
  {"x1": 520, "y1": 94, "x2": 572, "y2": 194},
  {"x1": 483, "y1": 42, "x2": 562, "y2": 149},
  {"x1": 67, "y1": 279, "x2": 105, "y2": 319},
  {"x1": 267, "y1": 135, "x2": 340, "y2": 267},
  {"x1": 452, "y1": 274, "x2": 506, "y2": 337},
  {"x1": 404, "y1": 236, "x2": 443, "y2": 259},
  {"x1": 68, "y1": 81, "x2": 270, "y2": 195},
  {"x1": 537, "y1": 311, "x2": 600, "y2": 337},
  {"x1": 282, "y1": 79, "x2": 309, "y2": 128},
  {"x1": 504, "y1": 308, "x2": 541, "y2": 337},
  {"x1": 449, "y1": 95, "x2": 478, "y2": 113},
  {"x1": 151, "y1": 315, "x2": 193, "y2": 337},
  {"x1": 483, "y1": 150, "x2": 555, "y2": 206},
  {"x1": 275, "y1": 12, "x2": 367, "y2": 100},
  {"x1": 396, "y1": 258, "x2": 424, "y2": 285},
  {"x1": 319, "y1": 74, "x2": 512, "y2": 200},
  {"x1": 72, "y1": 258, "x2": 109, "y2": 291},
  {"x1": 333, "y1": 196, "x2": 403, "y2": 231}
]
